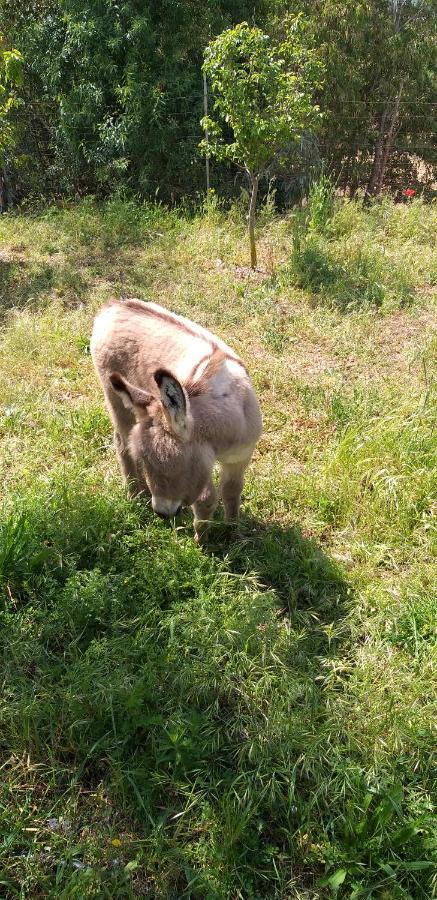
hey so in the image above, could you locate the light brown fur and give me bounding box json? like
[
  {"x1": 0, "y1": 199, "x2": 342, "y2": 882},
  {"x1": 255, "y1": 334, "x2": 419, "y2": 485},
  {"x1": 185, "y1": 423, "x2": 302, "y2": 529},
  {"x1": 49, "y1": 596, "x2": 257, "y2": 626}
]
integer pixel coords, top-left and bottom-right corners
[{"x1": 90, "y1": 299, "x2": 262, "y2": 539}]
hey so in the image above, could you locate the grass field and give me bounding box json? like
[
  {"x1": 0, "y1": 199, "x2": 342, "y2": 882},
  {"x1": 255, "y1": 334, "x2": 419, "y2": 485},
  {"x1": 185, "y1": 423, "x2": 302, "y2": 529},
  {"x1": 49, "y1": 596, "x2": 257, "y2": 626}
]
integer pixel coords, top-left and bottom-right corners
[{"x1": 0, "y1": 193, "x2": 436, "y2": 899}]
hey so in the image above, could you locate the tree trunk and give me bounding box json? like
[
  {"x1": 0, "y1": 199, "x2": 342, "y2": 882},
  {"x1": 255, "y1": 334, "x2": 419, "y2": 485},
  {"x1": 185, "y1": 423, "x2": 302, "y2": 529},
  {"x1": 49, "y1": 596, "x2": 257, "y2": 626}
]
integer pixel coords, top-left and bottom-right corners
[
  {"x1": 378, "y1": 92, "x2": 402, "y2": 191},
  {"x1": 248, "y1": 173, "x2": 259, "y2": 269},
  {"x1": 367, "y1": 84, "x2": 404, "y2": 198},
  {"x1": 367, "y1": 106, "x2": 389, "y2": 197},
  {"x1": 349, "y1": 177, "x2": 358, "y2": 200}
]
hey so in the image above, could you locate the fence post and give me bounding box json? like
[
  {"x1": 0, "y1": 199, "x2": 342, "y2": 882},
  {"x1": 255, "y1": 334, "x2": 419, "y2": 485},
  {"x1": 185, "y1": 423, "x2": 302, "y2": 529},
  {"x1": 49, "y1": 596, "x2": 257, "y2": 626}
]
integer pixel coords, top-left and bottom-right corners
[{"x1": 203, "y1": 70, "x2": 210, "y2": 194}]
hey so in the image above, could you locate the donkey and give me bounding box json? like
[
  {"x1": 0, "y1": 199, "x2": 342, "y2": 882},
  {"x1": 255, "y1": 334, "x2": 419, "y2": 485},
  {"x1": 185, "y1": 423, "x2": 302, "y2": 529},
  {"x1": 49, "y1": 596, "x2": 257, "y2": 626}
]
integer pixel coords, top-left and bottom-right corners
[{"x1": 90, "y1": 299, "x2": 262, "y2": 540}]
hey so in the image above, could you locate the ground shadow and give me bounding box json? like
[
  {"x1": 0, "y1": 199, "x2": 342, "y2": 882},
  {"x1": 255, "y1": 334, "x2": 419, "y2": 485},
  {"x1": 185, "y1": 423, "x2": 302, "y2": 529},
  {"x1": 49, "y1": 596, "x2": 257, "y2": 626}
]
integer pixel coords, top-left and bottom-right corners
[
  {"x1": 3, "y1": 488, "x2": 431, "y2": 897},
  {"x1": 0, "y1": 203, "x2": 173, "y2": 325},
  {"x1": 206, "y1": 510, "x2": 350, "y2": 633},
  {"x1": 0, "y1": 257, "x2": 43, "y2": 319},
  {"x1": 0, "y1": 253, "x2": 108, "y2": 321},
  {"x1": 288, "y1": 239, "x2": 410, "y2": 311}
]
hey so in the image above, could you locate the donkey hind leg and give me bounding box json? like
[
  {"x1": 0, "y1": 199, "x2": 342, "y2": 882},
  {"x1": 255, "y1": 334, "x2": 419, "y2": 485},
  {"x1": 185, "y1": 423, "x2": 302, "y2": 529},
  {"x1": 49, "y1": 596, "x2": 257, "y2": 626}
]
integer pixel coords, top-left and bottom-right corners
[
  {"x1": 220, "y1": 459, "x2": 251, "y2": 523},
  {"x1": 192, "y1": 478, "x2": 218, "y2": 543}
]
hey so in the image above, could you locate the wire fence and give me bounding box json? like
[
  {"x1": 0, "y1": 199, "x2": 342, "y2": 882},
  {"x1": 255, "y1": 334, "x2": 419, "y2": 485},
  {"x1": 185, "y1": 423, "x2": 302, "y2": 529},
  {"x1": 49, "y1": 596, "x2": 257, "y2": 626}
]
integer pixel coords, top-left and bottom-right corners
[{"x1": 4, "y1": 79, "x2": 436, "y2": 199}]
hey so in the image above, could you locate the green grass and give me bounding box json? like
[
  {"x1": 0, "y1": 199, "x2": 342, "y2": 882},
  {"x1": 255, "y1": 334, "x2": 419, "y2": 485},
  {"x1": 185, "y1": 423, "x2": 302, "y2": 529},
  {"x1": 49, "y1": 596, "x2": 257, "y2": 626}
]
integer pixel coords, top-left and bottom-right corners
[
  {"x1": 0, "y1": 195, "x2": 436, "y2": 898},
  {"x1": 289, "y1": 194, "x2": 436, "y2": 311}
]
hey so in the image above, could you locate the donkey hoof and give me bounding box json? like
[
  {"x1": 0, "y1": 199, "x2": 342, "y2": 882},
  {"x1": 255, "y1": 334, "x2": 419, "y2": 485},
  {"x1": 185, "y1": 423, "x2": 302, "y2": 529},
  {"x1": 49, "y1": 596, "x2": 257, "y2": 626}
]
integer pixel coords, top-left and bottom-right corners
[{"x1": 194, "y1": 522, "x2": 210, "y2": 545}]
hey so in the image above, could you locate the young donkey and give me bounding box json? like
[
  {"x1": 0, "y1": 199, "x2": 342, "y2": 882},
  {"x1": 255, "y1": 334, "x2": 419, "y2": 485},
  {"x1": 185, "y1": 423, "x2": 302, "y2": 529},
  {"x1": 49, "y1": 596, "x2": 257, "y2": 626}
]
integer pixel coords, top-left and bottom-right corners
[{"x1": 90, "y1": 299, "x2": 262, "y2": 540}]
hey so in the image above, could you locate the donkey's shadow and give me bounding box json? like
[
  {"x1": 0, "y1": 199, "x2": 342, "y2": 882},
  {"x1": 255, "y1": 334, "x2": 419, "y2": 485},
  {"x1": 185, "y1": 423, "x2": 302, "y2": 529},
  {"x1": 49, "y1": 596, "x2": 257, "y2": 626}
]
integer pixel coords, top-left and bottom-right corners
[{"x1": 202, "y1": 511, "x2": 351, "y2": 655}]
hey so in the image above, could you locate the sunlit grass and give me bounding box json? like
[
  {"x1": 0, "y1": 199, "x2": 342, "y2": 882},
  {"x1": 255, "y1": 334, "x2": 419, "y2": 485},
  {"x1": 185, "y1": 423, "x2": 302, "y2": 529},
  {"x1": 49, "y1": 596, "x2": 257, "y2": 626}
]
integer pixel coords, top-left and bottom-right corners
[{"x1": 0, "y1": 196, "x2": 436, "y2": 897}]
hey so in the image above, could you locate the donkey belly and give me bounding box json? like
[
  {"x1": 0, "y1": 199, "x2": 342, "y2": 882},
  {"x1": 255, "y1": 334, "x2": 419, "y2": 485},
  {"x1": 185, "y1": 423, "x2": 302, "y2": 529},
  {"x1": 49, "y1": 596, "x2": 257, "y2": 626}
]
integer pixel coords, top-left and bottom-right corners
[{"x1": 217, "y1": 443, "x2": 257, "y2": 465}]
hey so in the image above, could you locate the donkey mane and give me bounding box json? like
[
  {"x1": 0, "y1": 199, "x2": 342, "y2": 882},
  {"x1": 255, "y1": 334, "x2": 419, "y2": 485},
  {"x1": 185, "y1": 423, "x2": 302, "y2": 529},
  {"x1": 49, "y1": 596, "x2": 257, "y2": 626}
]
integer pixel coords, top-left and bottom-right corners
[
  {"x1": 111, "y1": 297, "x2": 212, "y2": 347},
  {"x1": 185, "y1": 347, "x2": 227, "y2": 397}
]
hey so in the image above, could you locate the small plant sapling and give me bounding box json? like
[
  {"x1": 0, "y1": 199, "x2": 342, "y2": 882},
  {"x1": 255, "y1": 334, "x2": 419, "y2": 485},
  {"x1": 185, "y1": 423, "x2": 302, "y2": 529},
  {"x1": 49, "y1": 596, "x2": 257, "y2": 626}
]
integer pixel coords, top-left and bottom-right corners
[{"x1": 201, "y1": 19, "x2": 323, "y2": 267}]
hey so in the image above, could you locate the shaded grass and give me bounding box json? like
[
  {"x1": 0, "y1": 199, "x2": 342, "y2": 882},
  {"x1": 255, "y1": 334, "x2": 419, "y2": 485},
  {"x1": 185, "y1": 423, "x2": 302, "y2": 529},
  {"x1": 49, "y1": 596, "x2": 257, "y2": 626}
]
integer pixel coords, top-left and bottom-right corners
[
  {"x1": 0, "y1": 196, "x2": 179, "y2": 319},
  {"x1": 0, "y1": 479, "x2": 349, "y2": 897},
  {"x1": 0, "y1": 196, "x2": 436, "y2": 898},
  {"x1": 287, "y1": 197, "x2": 437, "y2": 311},
  {"x1": 1, "y1": 479, "x2": 434, "y2": 899}
]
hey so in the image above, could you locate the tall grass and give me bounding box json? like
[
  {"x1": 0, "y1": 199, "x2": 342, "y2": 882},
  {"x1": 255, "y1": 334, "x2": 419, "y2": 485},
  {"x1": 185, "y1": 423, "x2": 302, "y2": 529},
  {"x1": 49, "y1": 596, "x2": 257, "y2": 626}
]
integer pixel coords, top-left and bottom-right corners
[
  {"x1": 288, "y1": 185, "x2": 436, "y2": 311},
  {"x1": 307, "y1": 172, "x2": 335, "y2": 234}
]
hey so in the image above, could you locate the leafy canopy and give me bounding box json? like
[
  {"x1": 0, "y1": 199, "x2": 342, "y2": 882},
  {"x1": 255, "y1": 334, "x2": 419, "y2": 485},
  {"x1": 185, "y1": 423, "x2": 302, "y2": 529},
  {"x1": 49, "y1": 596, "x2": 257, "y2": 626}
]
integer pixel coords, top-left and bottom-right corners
[
  {"x1": 201, "y1": 19, "x2": 324, "y2": 177},
  {"x1": 0, "y1": 0, "x2": 267, "y2": 200},
  {"x1": 0, "y1": 35, "x2": 23, "y2": 112},
  {"x1": 0, "y1": 33, "x2": 23, "y2": 165}
]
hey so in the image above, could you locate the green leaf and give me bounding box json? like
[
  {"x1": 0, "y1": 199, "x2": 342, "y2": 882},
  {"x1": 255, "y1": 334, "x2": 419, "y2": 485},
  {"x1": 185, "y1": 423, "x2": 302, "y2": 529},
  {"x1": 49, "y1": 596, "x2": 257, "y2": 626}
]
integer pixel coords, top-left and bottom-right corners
[
  {"x1": 392, "y1": 823, "x2": 420, "y2": 847},
  {"x1": 328, "y1": 869, "x2": 347, "y2": 891},
  {"x1": 3, "y1": 49, "x2": 23, "y2": 86},
  {"x1": 397, "y1": 861, "x2": 435, "y2": 871},
  {"x1": 124, "y1": 859, "x2": 139, "y2": 872}
]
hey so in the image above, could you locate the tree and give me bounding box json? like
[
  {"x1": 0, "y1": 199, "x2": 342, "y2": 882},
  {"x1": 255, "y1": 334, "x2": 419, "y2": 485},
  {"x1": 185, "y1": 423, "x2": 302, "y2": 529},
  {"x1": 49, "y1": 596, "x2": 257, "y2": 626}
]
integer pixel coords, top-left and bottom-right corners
[
  {"x1": 201, "y1": 19, "x2": 323, "y2": 267},
  {"x1": 0, "y1": 0, "x2": 268, "y2": 201},
  {"x1": 0, "y1": 33, "x2": 23, "y2": 179},
  {"x1": 295, "y1": 0, "x2": 437, "y2": 196}
]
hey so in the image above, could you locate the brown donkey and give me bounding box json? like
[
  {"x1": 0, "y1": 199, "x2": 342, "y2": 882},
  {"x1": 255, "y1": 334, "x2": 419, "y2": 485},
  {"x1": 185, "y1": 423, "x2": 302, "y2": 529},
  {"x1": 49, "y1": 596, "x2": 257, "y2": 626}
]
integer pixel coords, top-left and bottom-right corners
[{"x1": 90, "y1": 299, "x2": 262, "y2": 540}]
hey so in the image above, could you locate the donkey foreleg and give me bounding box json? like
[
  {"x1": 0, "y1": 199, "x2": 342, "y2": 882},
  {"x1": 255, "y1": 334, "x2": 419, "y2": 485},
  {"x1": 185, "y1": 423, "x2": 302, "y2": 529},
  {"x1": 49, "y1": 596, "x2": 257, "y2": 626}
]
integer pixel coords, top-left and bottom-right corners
[
  {"x1": 220, "y1": 459, "x2": 251, "y2": 522},
  {"x1": 192, "y1": 479, "x2": 218, "y2": 543},
  {"x1": 114, "y1": 429, "x2": 150, "y2": 499}
]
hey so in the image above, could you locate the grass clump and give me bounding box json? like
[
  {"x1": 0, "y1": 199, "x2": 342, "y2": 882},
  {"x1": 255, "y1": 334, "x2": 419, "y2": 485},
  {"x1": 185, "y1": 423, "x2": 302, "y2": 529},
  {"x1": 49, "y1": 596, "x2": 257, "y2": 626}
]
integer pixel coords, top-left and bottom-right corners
[
  {"x1": 0, "y1": 195, "x2": 436, "y2": 897},
  {"x1": 306, "y1": 172, "x2": 335, "y2": 235},
  {"x1": 288, "y1": 188, "x2": 436, "y2": 311},
  {"x1": 311, "y1": 389, "x2": 436, "y2": 557}
]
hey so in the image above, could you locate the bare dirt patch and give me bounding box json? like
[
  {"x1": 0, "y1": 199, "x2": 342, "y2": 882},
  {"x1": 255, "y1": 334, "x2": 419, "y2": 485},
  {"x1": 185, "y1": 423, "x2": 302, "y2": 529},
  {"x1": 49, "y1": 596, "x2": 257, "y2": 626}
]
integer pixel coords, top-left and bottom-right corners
[{"x1": 0, "y1": 247, "x2": 27, "y2": 264}]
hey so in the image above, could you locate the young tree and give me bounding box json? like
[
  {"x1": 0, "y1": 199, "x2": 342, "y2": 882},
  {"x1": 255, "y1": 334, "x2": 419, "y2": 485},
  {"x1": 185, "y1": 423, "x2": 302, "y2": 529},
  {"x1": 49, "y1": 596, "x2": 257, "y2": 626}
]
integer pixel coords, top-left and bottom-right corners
[{"x1": 201, "y1": 19, "x2": 323, "y2": 267}]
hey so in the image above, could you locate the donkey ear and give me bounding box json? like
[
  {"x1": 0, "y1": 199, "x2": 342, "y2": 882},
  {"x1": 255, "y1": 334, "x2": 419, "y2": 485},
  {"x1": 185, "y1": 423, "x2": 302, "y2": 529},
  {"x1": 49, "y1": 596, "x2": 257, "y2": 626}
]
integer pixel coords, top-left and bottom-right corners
[
  {"x1": 154, "y1": 369, "x2": 192, "y2": 441},
  {"x1": 109, "y1": 372, "x2": 153, "y2": 417}
]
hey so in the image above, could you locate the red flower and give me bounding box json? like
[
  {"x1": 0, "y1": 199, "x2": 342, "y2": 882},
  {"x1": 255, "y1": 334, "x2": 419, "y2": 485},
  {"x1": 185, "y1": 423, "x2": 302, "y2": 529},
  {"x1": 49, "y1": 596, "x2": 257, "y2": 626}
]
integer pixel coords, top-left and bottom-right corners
[{"x1": 403, "y1": 188, "x2": 416, "y2": 198}]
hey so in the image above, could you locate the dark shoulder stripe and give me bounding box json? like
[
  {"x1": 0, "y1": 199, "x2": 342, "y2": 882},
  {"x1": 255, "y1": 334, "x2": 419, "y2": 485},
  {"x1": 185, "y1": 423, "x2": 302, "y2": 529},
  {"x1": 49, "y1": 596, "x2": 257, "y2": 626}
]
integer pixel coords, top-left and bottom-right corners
[{"x1": 113, "y1": 298, "x2": 248, "y2": 376}]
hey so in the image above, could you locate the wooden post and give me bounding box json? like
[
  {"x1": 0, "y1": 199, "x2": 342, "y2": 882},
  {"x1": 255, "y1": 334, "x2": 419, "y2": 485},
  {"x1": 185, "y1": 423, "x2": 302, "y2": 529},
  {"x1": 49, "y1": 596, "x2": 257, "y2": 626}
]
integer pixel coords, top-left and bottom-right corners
[
  {"x1": 248, "y1": 173, "x2": 259, "y2": 269},
  {"x1": 203, "y1": 70, "x2": 210, "y2": 194}
]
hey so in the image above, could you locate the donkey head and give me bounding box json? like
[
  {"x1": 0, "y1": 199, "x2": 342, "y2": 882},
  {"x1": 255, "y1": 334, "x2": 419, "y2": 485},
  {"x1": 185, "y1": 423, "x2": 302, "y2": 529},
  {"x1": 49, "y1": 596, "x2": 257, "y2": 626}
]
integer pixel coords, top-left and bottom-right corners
[{"x1": 109, "y1": 369, "x2": 214, "y2": 517}]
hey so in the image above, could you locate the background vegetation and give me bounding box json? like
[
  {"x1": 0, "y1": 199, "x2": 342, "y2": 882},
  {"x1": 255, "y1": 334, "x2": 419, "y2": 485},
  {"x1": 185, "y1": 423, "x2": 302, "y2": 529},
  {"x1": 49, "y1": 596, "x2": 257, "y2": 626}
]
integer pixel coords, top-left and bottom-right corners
[
  {"x1": 0, "y1": 193, "x2": 435, "y2": 897},
  {"x1": 0, "y1": 0, "x2": 435, "y2": 204}
]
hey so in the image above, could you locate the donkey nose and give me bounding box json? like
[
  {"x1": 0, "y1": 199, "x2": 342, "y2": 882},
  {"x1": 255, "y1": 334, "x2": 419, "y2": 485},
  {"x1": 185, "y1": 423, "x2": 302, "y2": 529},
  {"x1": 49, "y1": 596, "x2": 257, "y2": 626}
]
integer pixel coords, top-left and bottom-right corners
[
  {"x1": 152, "y1": 497, "x2": 182, "y2": 519},
  {"x1": 156, "y1": 506, "x2": 181, "y2": 520},
  {"x1": 152, "y1": 496, "x2": 182, "y2": 518}
]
